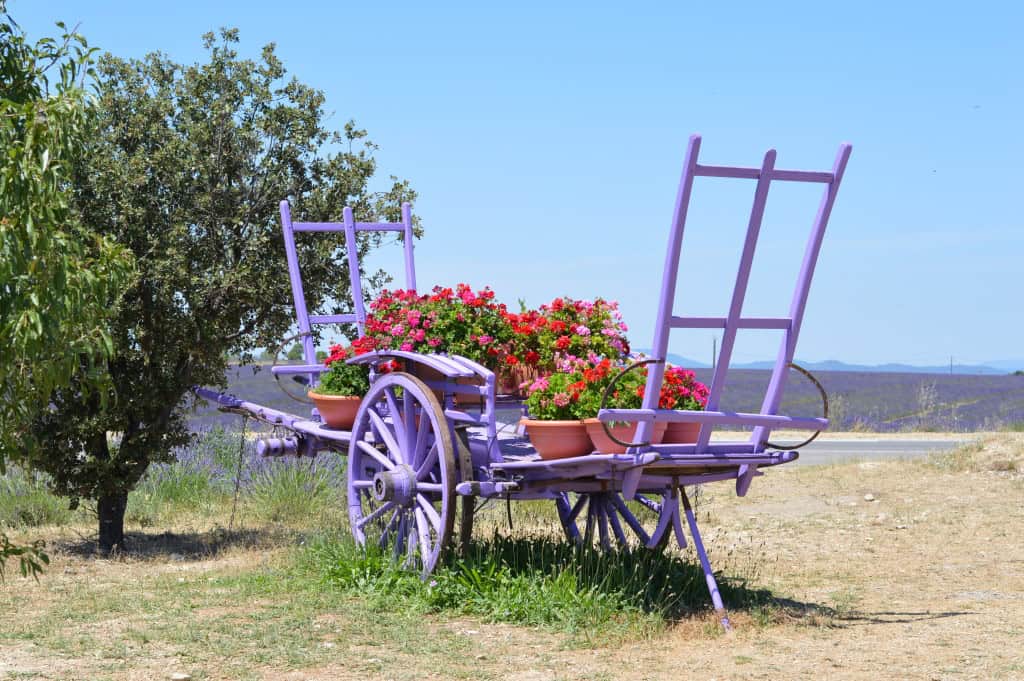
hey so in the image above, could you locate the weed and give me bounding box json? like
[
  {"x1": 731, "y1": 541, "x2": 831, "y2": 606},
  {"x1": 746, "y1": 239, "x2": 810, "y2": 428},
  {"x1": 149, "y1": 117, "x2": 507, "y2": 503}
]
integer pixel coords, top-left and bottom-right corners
[{"x1": 926, "y1": 441, "x2": 984, "y2": 472}]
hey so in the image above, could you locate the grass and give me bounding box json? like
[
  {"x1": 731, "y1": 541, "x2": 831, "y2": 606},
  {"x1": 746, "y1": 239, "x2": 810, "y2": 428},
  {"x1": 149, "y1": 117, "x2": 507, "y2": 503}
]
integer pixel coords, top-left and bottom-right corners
[
  {"x1": 0, "y1": 467, "x2": 72, "y2": 529},
  {"x1": 0, "y1": 426, "x2": 867, "y2": 678},
  {"x1": 301, "y1": 530, "x2": 778, "y2": 643}
]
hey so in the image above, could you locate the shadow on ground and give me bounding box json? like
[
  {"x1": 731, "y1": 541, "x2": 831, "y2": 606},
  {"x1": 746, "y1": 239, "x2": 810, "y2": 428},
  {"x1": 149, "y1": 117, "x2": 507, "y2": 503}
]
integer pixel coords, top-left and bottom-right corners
[{"x1": 55, "y1": 526, "x2": 298, "y2": 561}]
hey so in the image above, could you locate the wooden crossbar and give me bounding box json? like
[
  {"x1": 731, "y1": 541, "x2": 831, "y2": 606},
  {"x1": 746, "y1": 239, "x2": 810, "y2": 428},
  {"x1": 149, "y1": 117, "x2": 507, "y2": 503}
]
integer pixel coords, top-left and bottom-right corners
[
  {"x1": 670, "y1": 316, "x2": 791, "y2": 330},
  {"x1": 695, "y1": 164, "x2": 834, "y2": 183},
  {"x1": 291, "y1": 221, "x2": 405, "y2": 232},
  {"x1": 308, "y1": 313, "x2": 360, "y2": 325}
]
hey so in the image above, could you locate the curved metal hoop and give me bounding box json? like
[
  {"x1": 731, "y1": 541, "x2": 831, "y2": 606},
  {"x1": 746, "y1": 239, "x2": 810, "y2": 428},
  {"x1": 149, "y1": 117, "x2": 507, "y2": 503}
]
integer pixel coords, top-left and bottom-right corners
[
  {"x1": 272, "y1": 331, "x2": 316, "y2": 404},
  {"x1": 763, "y1": 362, "x2": 829, "y2": 451},
  {"x1": 597, "y1": 358, "x2": 665, "y2": 449}
]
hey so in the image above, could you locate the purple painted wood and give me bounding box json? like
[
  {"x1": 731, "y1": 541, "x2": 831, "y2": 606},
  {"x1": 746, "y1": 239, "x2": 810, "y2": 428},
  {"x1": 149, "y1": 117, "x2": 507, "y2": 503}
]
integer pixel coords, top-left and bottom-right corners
[
  {"x1": 752, "y1": 143, "x2": 853, "y2": 446},
  {"x1": 606, "y1": 135, "x2": 851, "y2": 458},
  {"x1": 277, "y1": 200, "x2": 416, "y2": 366},
  {"x1": 696, "y1": 148, "x2": 777, "y2": 450},
  {"x1": 278, "y1": 201, "x2": 317, "y2": 372},
  {"x1": 635, "y1": 135, "x2": 701, "y2": 447},
  {"x1": 342, "y1": 206, "x2": 367, "y2": 336}
]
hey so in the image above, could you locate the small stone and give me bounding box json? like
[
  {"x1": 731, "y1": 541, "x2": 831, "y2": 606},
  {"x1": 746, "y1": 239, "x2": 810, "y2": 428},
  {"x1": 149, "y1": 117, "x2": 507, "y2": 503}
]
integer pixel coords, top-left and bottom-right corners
[
  {"x1": 895, "y1": 524, "x2": 908, "y2": 530},
  {"x1": 169, "y1": 553, "x2": 184, "y2": 562},
  {"x1": 863, "y1": 493, "x2": 875, "y2": 502},
  {"x1": 169, "y1": 674, "x2": 192, "y2": 681},
  {"x1": 320, "y1": 642, "x2": 334, "y2": 649}
]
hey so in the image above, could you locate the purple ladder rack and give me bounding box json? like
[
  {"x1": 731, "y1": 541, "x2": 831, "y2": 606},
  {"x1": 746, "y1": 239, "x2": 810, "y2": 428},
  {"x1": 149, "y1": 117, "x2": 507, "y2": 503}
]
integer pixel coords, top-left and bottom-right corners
[
  {"x1": 276, "y1": 200, "x2": 416, "y2": 383},
  {"x1": 630, "y1": 134, "x2": 852, "y2": 453}
]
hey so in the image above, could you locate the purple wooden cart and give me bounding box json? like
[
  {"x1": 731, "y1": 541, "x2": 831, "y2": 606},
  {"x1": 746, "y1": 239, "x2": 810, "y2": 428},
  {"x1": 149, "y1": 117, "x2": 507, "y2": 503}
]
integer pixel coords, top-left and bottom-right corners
[{"x1": 197, "y1": 134, "x2": 851, "y2": 628}]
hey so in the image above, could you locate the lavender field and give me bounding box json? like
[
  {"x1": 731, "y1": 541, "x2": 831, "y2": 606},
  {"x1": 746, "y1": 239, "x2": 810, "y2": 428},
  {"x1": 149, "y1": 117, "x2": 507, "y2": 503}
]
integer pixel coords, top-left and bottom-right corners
[{"x1": 192, "y1": 364, "x2": 1024, "y2": 433}]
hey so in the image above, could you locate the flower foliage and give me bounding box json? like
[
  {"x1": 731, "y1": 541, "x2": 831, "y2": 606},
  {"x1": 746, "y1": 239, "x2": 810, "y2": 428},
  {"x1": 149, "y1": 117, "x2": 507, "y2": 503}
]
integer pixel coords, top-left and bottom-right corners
[
  {"x1": 524, "y1": 356, "x2": 619, "y2": 420},
  {"x1": 356, "y1": 284, "x2": 513, "y2": 370},
  {"x1": 504, "y1": 296, "x2": 630, "y2": 372},
  {"x1": 660, "y1": 366, "x2": 710, "y2": 410},
  {"x1": 524, "y1": 357, "x2": 709, "y2": 421},
  {"x1": 314, "y1": 344, "x2": 370, "y2": 397}
]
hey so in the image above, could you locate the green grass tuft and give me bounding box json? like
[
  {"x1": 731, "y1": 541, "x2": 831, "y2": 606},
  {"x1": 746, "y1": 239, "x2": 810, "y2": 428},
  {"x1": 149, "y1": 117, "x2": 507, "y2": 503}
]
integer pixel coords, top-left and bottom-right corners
[
  {"x1": 302, "y1": 531, "x2": 775, "y2": 642},
  {"x1": 0, "y1": 467, "x2": 70, "y2": 528}
]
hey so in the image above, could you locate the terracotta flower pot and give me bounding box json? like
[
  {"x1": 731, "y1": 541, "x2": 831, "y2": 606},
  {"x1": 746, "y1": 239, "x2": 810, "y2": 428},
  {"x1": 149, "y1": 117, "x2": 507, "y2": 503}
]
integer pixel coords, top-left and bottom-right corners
[
  {"x1": 520, "y1": 418, "x2": 592, "y2": 460},
  {"x1": 308, "y1": 391, "x2": 362, "y2": 429},
  {"x1": 583, "y1": 419, "x2": 668, "y2": 454},
  {"x1": 662, "y1": 421, "x2": 701, "y2": 444}
]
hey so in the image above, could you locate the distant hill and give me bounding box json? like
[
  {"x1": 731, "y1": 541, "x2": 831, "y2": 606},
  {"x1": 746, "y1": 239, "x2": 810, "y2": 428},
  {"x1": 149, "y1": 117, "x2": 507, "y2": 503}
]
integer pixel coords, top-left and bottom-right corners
[{"x1": 635, "y1": 350, "x2": 1022, "y2": 375}]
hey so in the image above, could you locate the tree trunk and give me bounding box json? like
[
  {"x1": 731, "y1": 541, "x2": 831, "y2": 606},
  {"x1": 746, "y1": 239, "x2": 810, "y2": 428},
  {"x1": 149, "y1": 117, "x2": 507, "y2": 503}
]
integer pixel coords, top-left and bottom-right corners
[{"x1": 97, "y1": 490, "x2": 128, "y2": 554}]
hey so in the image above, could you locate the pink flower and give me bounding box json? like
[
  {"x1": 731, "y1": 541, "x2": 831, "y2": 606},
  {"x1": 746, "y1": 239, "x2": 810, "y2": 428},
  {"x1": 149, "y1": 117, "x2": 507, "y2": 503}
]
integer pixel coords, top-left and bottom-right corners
[
  {"x1": 574, "y1": 325, "x2": 591, "y2": 336},
  {"x1": 477, "y1": 334, "x2": 493, "y2": 345},
  {"x1": 552, "y1": 392, "x2": 570, "y2": 407},
  {"x1": 391, "y1": 323, "x2": 405, "y2": 336},
  {"x1": 400, "y1": 342, "x2": 414, "y2": 351},
  {"x1": 413, "y1": 328, "x2": 426, "y2": 342},
  {"x1": 427, "y1": 337, "x2": 442, "y2": 347}
]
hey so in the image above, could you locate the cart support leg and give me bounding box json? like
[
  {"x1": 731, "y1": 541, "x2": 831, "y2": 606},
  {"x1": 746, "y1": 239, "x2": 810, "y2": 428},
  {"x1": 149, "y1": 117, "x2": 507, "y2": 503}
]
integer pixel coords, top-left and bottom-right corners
[{"x1": 679, "y1": 487, "x2": 732, "y2": 631}]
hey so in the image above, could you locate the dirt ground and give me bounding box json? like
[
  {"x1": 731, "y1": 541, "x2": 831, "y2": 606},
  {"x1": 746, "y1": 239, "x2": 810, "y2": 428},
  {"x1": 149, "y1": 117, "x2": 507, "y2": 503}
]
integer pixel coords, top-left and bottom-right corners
[{"x1": 2, "y1": 433, "x2": 1022, "y2": 680}]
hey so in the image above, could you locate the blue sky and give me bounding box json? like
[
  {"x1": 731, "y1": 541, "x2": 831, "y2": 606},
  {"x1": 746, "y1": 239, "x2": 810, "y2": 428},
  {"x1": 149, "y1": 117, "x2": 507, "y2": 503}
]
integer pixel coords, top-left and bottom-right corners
[{"x1": 14, "y1": 1, "x2": 1023, "y2": 366}]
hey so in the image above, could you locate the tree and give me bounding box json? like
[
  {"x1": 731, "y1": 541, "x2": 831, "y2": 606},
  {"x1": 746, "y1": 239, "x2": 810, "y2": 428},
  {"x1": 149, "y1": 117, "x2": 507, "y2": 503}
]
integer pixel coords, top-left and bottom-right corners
[
  {"x1": 286, "y1": 342, "x2": 304, "y2": 361},
  {"x1": 29, "y1": 28, "x2": 415, "y2": 552},
  {"x1": 1, "y1": 4, "x2": 132, "y2": 568}
]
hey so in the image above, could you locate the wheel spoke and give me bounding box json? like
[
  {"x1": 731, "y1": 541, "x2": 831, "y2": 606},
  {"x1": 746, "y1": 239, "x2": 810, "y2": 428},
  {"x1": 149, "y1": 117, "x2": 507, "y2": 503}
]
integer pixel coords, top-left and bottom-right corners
[
  {"x1": 609, "y1": 494, "x2": 651, "y2": 546},
  {"x1": 404, "y1": 515, "x2": 418, "y2": 569},
  {"x1": 416, "y1": 443, "x2": 439, "y2": 479},
  {"x1": 567, "y1": 494, "x2": 588, "y2": 524},
  {"x1": 635, "y1": 493, "x2": 661, "y2": 514},
  {"x1": 596, "y1": 501, "x2": 611, "y2": 551},
  {"x1": 412, "y1": 411, "x2": 431, "y2": 468},
  {"x1": 403, "y1": 390, "x2": 417, "y2": 455},
  {"x1": 584, "y1": 502, "x2": 596, "y2": 544},
  {"x1": 416, "y1": 494, "x2": 442, "y2": 532},
  {"x1": 414, "y1": 507, "x2": 434, "y2": 567},
  {"x1": 356, "y1": 500, "x2": 397, "y2": 529},
  {"x1": 356, "y1": 440, "x2": 395, "y2": 471},
  {"x1": 607, "y1": 503, "x2": 628, "y2": 546},
  {"x1": 393, "y1": 513, "x2": 408, "y2": 561},
  {"x1": 378, "y1": 508, "x2": 400, "y2": 550},
  {"x1": 384, "y1": 387, "x2": 407, "y2": 456},
  {"x1": 417, "y1": 482, "x2": 443, "y2": 493},
  {"x1": 352, "y1": 480, "x2": 374, "y2": 489},
  {"x1": 367, "y1": 408, "x2": 401, "y2": 459}
]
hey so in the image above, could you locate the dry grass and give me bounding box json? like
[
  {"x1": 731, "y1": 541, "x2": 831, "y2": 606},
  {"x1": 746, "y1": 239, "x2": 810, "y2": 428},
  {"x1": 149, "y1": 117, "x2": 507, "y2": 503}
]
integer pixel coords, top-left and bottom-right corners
[{"x1": 2, "y1": 434, "x2": 1023, "y2": 680}]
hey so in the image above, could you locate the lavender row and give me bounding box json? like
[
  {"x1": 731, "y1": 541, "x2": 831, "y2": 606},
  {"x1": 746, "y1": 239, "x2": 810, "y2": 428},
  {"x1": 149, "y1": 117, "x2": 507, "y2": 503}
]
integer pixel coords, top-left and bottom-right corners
[{"x1": 190, "y1": 365, "x2": 1024, "y2": 433}]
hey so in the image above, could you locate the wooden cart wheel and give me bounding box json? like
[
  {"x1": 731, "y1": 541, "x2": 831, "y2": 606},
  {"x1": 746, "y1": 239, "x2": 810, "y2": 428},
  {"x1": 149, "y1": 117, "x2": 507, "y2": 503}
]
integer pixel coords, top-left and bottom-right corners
[
  {"x1": 347, "y1": 372, "x2": 456, "y2": 577},
  {"x1": 555, "y1": 490, "x2": 672, "y2": 551}
]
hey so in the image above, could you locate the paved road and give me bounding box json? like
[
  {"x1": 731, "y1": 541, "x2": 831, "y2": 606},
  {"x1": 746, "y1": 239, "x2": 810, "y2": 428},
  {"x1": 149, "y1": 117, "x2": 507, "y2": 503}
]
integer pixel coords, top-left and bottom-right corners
[{"x1": 784, "y1": 438, "x2": 969, "y2": 466}]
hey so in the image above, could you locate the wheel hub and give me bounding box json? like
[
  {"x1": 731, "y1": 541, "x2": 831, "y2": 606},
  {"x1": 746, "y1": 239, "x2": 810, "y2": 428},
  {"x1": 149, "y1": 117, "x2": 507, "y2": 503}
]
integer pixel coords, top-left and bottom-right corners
[{"x1": 372, "y1": 464, "x2": 417, "y2": 504}]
